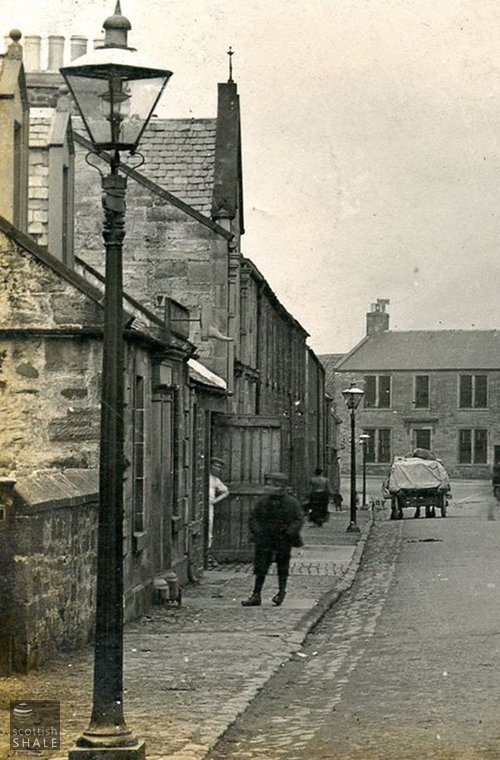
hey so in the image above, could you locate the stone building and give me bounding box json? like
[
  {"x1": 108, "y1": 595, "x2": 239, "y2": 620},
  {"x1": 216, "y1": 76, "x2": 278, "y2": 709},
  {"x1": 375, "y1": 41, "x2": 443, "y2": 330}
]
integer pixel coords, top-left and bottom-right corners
[
  {"x1": 322, "y1": 299, "x2": 500, "y2": 479},
  {"x1": 0, "y1": 210, "x2": 201, "y2": 671},
  {"x1": 0, "y1": 30, "x2": 215, "y2": 672},
  {"x1": 0, "y1": 18, "x2": 332, "y2": 670},
  {"x1": 20, "y1": 36, "x2": 330, "y2": 558}
]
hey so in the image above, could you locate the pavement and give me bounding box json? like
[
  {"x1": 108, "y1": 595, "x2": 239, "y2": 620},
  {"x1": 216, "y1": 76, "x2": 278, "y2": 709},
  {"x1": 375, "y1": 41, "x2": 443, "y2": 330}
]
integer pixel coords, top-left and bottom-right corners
[{"x1": 0, "y1": 506, "x2": 373, "y2": 760}]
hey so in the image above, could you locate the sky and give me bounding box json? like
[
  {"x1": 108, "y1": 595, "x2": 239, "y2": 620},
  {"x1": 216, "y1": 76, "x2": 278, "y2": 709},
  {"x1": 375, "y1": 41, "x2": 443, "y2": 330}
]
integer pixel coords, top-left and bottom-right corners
[{"x1": 5, "y1": 0, "x2": 500, "y2": 353}]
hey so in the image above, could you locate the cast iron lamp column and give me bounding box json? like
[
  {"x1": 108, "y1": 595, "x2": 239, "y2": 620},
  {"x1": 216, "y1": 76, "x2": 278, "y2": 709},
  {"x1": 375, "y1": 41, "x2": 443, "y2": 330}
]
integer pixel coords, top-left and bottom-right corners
[
  {"x1": 359, "y1": 433, "x2": 370, "y2": 508},
  {"x1": 61, "y1": 4, "x2": 172, "y2": 757},
  {"x1": 342, "y1": 384, "x2": 364, "y2": 533}
]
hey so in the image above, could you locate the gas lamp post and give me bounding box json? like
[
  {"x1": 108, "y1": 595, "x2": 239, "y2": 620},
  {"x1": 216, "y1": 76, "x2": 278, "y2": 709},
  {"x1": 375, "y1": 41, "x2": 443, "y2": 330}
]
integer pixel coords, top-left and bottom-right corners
[
  {"x1": 61, "y1": 4, "x2": 172, "y2": 757},
  {"x1": 342, "y1": 383, "x2": 364, "y2": 533},
  {"x1": 359, "y1": 433, "x2": 370, "y2": 508}
]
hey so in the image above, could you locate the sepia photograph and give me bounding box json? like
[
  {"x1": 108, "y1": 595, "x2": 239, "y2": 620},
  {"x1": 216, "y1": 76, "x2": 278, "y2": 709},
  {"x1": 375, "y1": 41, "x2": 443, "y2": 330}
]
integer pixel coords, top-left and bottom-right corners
[{"x1": 1, "y1": 1, "x2": 500, "y2": 757}]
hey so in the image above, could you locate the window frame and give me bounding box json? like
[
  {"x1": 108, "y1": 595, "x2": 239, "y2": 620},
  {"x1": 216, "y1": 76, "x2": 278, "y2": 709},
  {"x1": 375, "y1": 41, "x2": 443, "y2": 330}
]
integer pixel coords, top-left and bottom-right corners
[
  {"x1": 414, "y1": 374, "x2": 430, "y2": 409},
  {"x1": 458, "y1": 428, "x2": 488, "y2": 464},
  {"x1": 413, "y1": 427, "x2": 432, "y2": 451},
  {"x1": 363, "y1": 428, "x2": 392, "y2": 464},
  {"x1": 458, "y1": 374, "x2": 488, "y2": 409},
  {"x1": 133, "y1": 374, "x2": 146, "y2": 534},
  {"x1": 363, "y1": 374, "x2": 392, "y2": 409}
]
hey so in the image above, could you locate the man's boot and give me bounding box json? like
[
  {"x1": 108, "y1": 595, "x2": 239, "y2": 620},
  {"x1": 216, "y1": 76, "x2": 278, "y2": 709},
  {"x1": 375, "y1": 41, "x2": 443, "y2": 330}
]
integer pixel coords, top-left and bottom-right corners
[
  {"x1": 242, "y1": 574, "x2": 265, "y2": 607},
  {"x1": 272, "y1": 576, "x2": 287, "y2": 606},
  {"x1": 241, "y1": 593, "x2": 261, "y2": 607}
]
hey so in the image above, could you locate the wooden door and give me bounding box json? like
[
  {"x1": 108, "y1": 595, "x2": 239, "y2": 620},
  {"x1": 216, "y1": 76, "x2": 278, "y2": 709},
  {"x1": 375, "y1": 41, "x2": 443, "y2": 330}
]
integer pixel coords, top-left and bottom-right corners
[{"x1": 211, "y1": 414, "x2": 282, "y2": 561}]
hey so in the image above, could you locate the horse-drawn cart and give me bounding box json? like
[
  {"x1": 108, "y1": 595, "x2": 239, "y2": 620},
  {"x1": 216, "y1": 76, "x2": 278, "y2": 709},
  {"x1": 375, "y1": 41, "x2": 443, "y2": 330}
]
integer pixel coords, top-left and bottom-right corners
[{"x1": 387, "y1": 456, "x2": 451, "y2": 520}]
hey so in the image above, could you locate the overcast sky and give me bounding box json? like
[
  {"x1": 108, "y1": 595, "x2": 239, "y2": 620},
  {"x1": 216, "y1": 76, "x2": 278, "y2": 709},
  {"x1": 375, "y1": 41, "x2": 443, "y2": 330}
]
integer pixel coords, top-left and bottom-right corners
[{"x1": 5, "y1": 0, "x2": 500, "y2": 353}]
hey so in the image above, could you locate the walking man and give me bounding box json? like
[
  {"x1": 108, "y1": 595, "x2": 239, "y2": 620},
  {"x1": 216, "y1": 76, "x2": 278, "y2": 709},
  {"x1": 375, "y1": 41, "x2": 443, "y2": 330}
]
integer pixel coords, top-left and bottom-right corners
[{"x1": 241, "y1": 472, "x2": 304, "y2": 607}]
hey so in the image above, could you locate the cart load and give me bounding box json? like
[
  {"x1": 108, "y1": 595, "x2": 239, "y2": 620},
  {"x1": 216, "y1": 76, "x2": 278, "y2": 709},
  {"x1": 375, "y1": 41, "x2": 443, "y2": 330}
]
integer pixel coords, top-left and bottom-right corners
[{"x1": 388, "y1": 456, "x2": 450, "y2": 519}]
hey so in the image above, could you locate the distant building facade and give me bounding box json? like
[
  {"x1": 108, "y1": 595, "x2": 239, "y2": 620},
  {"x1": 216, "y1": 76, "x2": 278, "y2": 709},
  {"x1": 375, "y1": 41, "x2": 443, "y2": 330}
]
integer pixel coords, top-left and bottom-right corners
[{"x1": 322, "y1": 299, "x2": 500, "y2": 479}]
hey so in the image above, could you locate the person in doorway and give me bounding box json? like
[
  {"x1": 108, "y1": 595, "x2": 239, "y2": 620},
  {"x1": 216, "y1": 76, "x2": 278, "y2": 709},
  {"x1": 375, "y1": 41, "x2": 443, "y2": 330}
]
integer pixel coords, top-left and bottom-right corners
[
  {"x1": 307, "y1": 467, "x2": 331, "y2": 526},
  {"x1": 242, "y1": 472, "x2": 304, "y2": 608},
  {"x1": 332, "y1": 491, "x2": 343, "y2": 512},
  {"x1": 208, "y1": 457, "x2": 229, "y2": 550}
]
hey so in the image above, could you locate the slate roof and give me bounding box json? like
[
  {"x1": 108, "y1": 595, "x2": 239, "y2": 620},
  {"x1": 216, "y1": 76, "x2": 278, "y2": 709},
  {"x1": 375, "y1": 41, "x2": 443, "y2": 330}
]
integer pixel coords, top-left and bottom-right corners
[
  {"x1": 318, "y1": 354, "x2": 345, "y2": 394},
  {"x1": 336, "y1": 330, "x2": 500, "y2": 371},
  {"x1": 139, "y1": 118, "x2": 217, "y2": 217}
]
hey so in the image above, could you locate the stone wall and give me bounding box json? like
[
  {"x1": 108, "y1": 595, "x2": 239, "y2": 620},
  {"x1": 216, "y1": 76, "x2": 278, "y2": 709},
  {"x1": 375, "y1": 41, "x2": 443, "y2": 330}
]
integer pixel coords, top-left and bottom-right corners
[
  {"x1": 73, "y1": 146, "x2": 232, "y2": 384},
  {"x1": 0, "y1": 473, "x2": 98, "y2": 672}
]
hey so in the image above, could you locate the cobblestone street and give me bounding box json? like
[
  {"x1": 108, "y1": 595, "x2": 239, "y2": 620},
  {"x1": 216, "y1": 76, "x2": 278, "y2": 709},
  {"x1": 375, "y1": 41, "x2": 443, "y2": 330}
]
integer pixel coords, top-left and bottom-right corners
[
  {"x1": 0, "y1": 508, "x2": 371, "y2": 760},
  {"x1": 209, "y1": 480, "x2": 500, "y2": 759}
]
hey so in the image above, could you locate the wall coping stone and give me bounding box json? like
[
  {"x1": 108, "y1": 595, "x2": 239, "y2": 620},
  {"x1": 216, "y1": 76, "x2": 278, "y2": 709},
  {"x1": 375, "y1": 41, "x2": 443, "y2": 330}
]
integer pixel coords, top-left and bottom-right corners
[{"x1": 13, "y1": 469, "x2": 99, "y2": 513}]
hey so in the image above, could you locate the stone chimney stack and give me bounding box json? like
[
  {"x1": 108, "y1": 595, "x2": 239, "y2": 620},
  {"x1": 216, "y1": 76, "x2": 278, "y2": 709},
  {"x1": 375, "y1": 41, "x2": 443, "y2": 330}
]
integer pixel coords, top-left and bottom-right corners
[
  {"x1": 47, "y1": 35, "x2": 64, "y2": 70},
  {"x1": 366, "y1": 299, "x2": 390, "y2": 336},
  {"x1": 70, "y1": 35, "x2": 87, "y2": 61},
  {"x1": 23, "y1": 35, "x2": 41, "y2": 71}
]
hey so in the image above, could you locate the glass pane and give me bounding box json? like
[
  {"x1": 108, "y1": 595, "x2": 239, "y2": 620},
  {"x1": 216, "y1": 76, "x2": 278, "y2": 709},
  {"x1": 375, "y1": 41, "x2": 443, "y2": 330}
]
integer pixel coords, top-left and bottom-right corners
[
  {"x1": 378, "y1": 429, "x2": 391, "y2": 463},
  {"x1": 415, "y1": 375, "x2": 429, "y2": 408},
  {"x1": 378, "y1": 376, "x2": 391, "y2": 408},
  {"x1": 459, "y1": 375, "x2": 472, "y2": 408},
  {"x1": 364, "y1": 429, "x2": 376, "y2": 462},
  {"x1": 474, "y1": 429, "x2": 488, "y2": 463},
  {"x1": 474, "y1": 375, "x2": 487, "y2": 408},
  {"x1": 64, "y1": 72, "x2": 168, "y2": 149},
  {"x1": 364, "y1": 376, "x2": 376, "y2": 407},
  {"x1": 459, "y1": 429, "x2": 472, "y2": 463},
  {"x1": 415, "y1": 429, "x2": 431, "y2": 450}
]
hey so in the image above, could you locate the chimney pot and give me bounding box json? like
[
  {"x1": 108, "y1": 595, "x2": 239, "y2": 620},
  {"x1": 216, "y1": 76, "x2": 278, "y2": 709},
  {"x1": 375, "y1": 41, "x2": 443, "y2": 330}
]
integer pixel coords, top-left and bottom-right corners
[
  {"x1": 24, "y1": 35, "x2": 41, "y2": 71},
  {"x1": 70, "y1": 35, "x2": 87, "y2": 60},
  {"x1": 47, "y1": 34, "x2": 65, "y2": 71}
]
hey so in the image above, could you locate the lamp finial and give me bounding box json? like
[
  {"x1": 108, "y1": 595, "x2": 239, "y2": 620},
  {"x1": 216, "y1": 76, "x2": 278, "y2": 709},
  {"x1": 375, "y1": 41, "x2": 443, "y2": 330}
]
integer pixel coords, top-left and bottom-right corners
[{"x1": 103, "y1": 1, "x2": 132, "y2": 48}]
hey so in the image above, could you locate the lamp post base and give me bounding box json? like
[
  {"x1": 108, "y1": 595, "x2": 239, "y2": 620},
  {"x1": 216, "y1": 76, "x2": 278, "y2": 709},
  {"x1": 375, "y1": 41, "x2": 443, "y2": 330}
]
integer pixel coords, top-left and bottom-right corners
[
  {"x1": 346, "y1": 522, "x2": 360, "y2": 533},
  {"x1": 69, "y1": 742, "x2": 145, "y2": 759}
]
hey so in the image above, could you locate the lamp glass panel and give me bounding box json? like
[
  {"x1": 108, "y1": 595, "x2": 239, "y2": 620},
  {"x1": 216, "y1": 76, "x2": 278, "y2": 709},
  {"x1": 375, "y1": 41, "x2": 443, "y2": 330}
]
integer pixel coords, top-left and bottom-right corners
[{"x1": 64, "y1": 71, "x2": 168, "y2": 149}]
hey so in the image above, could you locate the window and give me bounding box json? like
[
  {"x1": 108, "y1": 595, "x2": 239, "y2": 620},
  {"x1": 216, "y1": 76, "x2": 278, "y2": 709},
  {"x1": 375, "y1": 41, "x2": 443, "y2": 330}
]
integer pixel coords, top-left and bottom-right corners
[
  {"x1": 364, "y1": 375, "x2": 391, "y2": 408},
  {"x1": 459, "y1": 429, "x2": 487, "y2": 464},
  {"x1": 133, "y1": 375, "x2": 146, "y2": 533},
  {"x1": 414, "y1": 375, "x2": 429, "y2": 408},
  {"x1": 459, "y1": 375, "x2": 488, "y2": 408},
  {"x1": 364, "y1": 428, "x2": 392, "y2": 463},
  {"x1": 414, "y1": 428, "x2": 432, "y2": 451}
]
